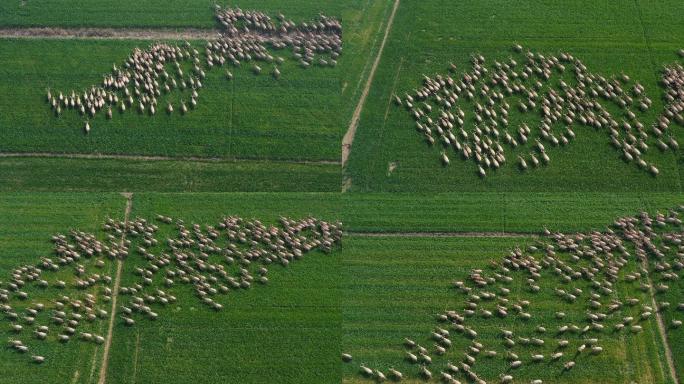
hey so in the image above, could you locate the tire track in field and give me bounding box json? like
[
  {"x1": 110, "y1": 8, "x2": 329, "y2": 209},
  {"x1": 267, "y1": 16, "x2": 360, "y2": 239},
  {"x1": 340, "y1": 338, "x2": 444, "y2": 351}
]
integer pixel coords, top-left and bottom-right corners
[
  {"x1": 131, "y1": 331, "x2": 141, "y2": 384},
  {"x1": 347, "y1": 231, "x2": 540, "y2": 238},
  {"x1": 632, "y1": 0, "x2": 684, "y2": 195},
  {"x1": 0, "y1": 152, "x2": 340, "y2": 166},
  {"x1": 97, "y1": 193, "x2": 133, "y2": 384},
  {"x1": 0, "y1": 27, "x2": 219, "y2": 40},
  {"x1": 341, "y1": 0, "x2": 400, "y2": 169},
  {"x1": 639, "y1": 255, "x2": 680, "y2": 384}
]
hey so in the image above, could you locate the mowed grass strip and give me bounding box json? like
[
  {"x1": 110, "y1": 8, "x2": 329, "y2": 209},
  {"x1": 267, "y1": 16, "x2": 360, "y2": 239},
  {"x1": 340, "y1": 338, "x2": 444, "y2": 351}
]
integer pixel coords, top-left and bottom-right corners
[
  {"x1": 341, "y1": 192, "x2": 684, "y2": 233},
  {"x1": 0, "y1": 157, "x2": 341, "y2": 192},
  {"x1": 342, "y1": 235, "x2": 673, "y2": 383},
  {"x1": 104, "y1": 193, "x2": 342, "y2": 384},
  {"x1": 0, "y1": 193, "x2": 127, "y2": 384},
  {"x1": 0, "y1": 1, "x2": 358, "y2": 29},
  {"x1": 345, "y1": 0, "x2": 684, "y2": 192}
]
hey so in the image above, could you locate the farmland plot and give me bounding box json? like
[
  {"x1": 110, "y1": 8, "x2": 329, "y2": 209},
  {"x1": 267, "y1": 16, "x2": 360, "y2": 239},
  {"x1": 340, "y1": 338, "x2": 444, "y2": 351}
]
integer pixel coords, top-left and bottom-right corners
[
  {"x1": 345, "y1": 0, "x2": 684, "y2": 193},
  {"x1": 0, "y1": 0, "x2": 394, "y2": 192},
  {"x1": 0, "y1": 193, "x2": 126, "y2": 384},
  {"x1": 343, "y1": 208, "x2": 684, "y2": 383},
  {"x1": 341, "y1": 192, "x2": 684, "y2": 233},
  {"x1": 0, "y1": 193, "x2": 342, "y2": 384},
  {"x1": 1, "y1": 193, "x2": 683, "y2": 383},
  {"x1": 102, "y1": 193, "x2": 344, "y2": 384}
]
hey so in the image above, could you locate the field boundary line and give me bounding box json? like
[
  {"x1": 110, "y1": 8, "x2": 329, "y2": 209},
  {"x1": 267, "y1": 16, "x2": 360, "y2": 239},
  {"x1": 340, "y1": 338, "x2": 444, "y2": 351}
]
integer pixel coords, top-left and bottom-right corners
[
  {"x1": 0, "y1": 152, "x2": 340, "y2": 166},
  {"x1": 347, "y1": 231, "x2": 539, "y2": 238},
  {"x1": 640, "y1": 255, "x2": 680, "y2": 384},
  {"x1": 0, "y1": 27, "x2": 219, "y2": 40},
  {"x1": 341, "y1": 0, "x2": 400, "y2": 167},
  {"x1": 70, "y1": 370, "x2": 80, "y2": 384},
  {"x1": 383, "y1": 57, "x2": 404, "y2": 122},
  {"x1": 345, "y1": 0, "x2": 392, "y2": 119},
  {"x1": 632, "y1": 0, "x2": 683, "y2": 194},
  {"x1": 97, "y1": 192, "x2": 133, "y2": 384},
  {"x1": 131, "y1": 331, "x2": 141, "y2": 384}
]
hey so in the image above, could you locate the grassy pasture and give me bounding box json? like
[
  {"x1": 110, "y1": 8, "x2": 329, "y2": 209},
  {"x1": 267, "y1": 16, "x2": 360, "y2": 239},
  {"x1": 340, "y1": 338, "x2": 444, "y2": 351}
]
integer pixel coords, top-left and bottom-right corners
[
  {"x1": 0, "y1": 1, "x2": 369, "y2": 30},
  {"x1": 0, "y1": 193, "x2": 127, "y2": 384},
  {"x1": 0, "y1": 0, "x2": 393, "y2": 192},
  {"x1": 104, "y1": 193, "x2": 343, "y2": 384},
  {"x1": 341, "y1": 192, "x2": 684, "y2": 233},
  {"x1": 657, "y1": 267, "x2": 684, "y2": 380},
  {"x1": 345, "y1": 0, "x2": 684, "y2": 192},
  {"x1": 342, "y1": 234, "x2": 674, "y2": 384},
  {"x1": 0, "y1": 38, "x2": 340, "y2": 161},
  {"x1": 0, "y1": 157, "x2": 341, "y2": 192},
  {"x1": 641, "y1": 197, "x2": 684, "y2": 380},
  {"x1": 0, "y1": 193, "x2": 682, "y2": 383}
]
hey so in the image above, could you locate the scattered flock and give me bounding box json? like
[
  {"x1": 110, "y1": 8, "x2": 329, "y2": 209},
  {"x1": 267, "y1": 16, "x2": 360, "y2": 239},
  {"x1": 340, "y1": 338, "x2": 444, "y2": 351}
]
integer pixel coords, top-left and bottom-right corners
[
  {"x1": 1, "y1": 215, "x2": 342, "y2": 364},
  {"x1": 397, "y1": 46, "x2": 684, "y2": 177},
  {"x1": 348, "y1": 207, "x2": 684, "y2": 382},
  {"x1": 46, "y1": 6, "x2": 342, "y2": 133}
]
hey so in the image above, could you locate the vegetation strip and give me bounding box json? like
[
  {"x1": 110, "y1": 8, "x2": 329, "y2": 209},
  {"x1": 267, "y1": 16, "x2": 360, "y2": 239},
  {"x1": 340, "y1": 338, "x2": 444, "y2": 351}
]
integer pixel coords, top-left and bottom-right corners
[
  {"x1": 348, "y1": 231, "x2": 539, "y2": 238},
  {"x1": 0, "y1": 152, "x2": 340, "y2": 166},
  {"x1": 0, "y1": 27, "x2": 218, "y2": 40},
  {"x1": 640, "y1": 256, "x2": 680, "y2": 384},
  {"x1": 97, "y1": 192, "x2": 132, "y2": 384},
  {"x1": 341, "y1": 0, "x2": 400, "y2": 167}
]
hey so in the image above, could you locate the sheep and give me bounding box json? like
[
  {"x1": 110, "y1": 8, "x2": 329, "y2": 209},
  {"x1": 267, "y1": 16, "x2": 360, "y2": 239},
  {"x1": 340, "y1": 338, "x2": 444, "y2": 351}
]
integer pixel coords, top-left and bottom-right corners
[
  {"x1": 420, "y1": 366, "x2": 432, "y2": 380},
  {"x1": 359, "y1": 365, "x2": 373, "y2": 377},
  {"x1": 388, "y1": 368, "x2": 403, "y2": 380}
]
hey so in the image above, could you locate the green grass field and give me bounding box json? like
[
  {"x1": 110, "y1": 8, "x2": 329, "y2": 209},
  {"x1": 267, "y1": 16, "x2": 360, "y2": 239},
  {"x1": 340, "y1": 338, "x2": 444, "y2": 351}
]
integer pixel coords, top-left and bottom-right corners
[
  {"x1": 0, "y1": 193, "x2": 343, "y2": 384},
  {"x1": 0, "y1": 193, "x2": 126, "y2": 384},
  {"x1": 342, "y1": 192, "x2": 684, "y2": 233},
  {"x1": 342, "y1": 235, "x2": 674, "y2": 383},
  {"x1": 0, "y1": 1, "x2": 366, "y2": 29},
  {"x1": 0, "y1": 157, "x2": 340, "y2": 192},
  {"x1": 2, "y1": 1, "x2": 684, "y2": 383},
  {"x1": 0, "y1": 0, "x2": 394, "y2": 192},
  {"x1": 1, "y1": 193, "x2": 682, "y2": 383},
  {"x1": 0, "y1": 38, "x2": 341, "y2": 160},
  {"x1": 345, "y1": 0, "x2": 684, "y2": 192},
  {"x1": 104, "y1": 193, "x2": 343, "y2": 384}
]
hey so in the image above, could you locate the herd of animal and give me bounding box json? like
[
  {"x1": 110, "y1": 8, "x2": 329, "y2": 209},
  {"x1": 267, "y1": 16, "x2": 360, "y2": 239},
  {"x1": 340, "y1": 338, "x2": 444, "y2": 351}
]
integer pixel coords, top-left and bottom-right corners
[
  {"x1": 347, "y1": 207, "x2": 684, "y2": 383},
  {"x1": 1, "y1": 215, "x2": 342, "y2": 363},
  {"x1": 19, "y1": 4, "x2": 684, "y2": 382},
  {"x1": 397, "y1": 47, "x2": 684, "y2": 177},
  {"x1": 45, "y1": 6, "x2": 342, "y2": 133}
]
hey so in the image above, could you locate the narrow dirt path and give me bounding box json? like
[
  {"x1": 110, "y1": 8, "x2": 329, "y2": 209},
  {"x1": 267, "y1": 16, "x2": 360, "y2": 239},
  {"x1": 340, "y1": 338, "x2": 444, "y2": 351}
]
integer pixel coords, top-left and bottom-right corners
[
  {"x1": 341, "y1": 0, "x2": 400, "y2": 167},
  {"x1": 0, "y1": 27, "x2": 218, "y2": 40},
  {"x1": 347, "y1": 231, "x2": 540, "y2": 238},
  {"x1": 640, "y1": 256, "x2": 680, "y2": 384},
  {"x1": 0, "y1": 152, "x2": 340, "y2": 166},
  {"x1": 97, "y1": 193, "x2": 133, "y2": 384}
]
